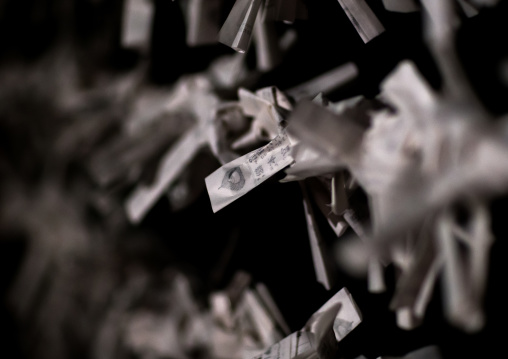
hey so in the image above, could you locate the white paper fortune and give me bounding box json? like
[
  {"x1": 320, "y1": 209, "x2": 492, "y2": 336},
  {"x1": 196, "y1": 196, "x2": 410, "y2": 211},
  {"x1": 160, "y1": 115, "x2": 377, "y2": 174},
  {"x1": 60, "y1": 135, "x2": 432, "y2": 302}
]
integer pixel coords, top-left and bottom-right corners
[{"x1": 206, "y1": 131, "x2": 294, "y2": 212}]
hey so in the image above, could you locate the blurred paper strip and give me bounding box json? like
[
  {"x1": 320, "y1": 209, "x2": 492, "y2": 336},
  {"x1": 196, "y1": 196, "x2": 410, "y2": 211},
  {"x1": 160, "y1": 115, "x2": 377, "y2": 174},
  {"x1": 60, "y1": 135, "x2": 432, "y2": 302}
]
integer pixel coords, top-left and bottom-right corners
[
  {"x1": 457, "y1": 0, "x2": 479, "y2": 17},
  {"x1": 250, "y1": 288, "x2": 361, "y2": 359},
  {"x1": 255, "y1": 283, "x2": 291, "y2": 336},
  {"x1": 251, "y1": 330, "x2": 313, "y2": 359},
  {"x1": 389, "y1": 227, "x2": 437, "y2": 311},
  {"x1": 243, "y1": 289, "x2": 283, "y2": 347},
  {"x1": 125, "y1": 124, "x2": 208, "y2": 223},
  {"x1": 437, "y1": 210, "x2": 483, "y2": 332},
  {"x1": 205, "y1": 131, "x2": 294, "y2": 213},
  {"x1": 218, "y1": 0, "x2": 263, "y2": 53},
  {"x1": 413, "y1": 255, "x2": 442, "y2": 319},
  {"x1": 285, "y1": 62, "x2": 358, "y2": 101},
  {"x1": 382, "y1": 0, "x2": 420, "y2": 13},
  {"x1": 254, "y1": 9, "x2": 282, "y2": 72},
  {"x1": 266, "y1": 0, "x2": 295, "y2": 23},
  {"x1": 122, "y1": 0, "x2": 154, "y2": 50},
  {"x1": 186, "y1": 0, "x2": 224, "y2": 46},
  {"x1": 420, "y1": 0, "x2": 459, "y2": 47},
  {"x1": 378, "y1": 345, "x2": 442, "y2": 359},
  {"x1": 331, "y1": 172, "x2": 348, "y2": 215},
  {"x1": 286, "y1": 100, "x2": 364, "y2": 160},
  {"x1": 266, "y1": 0, "x2": 307, "y2": 22},
  {"x1": 301, "y1": 184, "x2": 335, "y2": 290},
  {"x1": 343, "y1": 209, "x2": 387, "y2": 293},
  {"x1": 337, "y1": 0, "x2": 385, "y2": 43},
  {"x1": 468, "y1": 201, "x2": 492, "y2": 301}
]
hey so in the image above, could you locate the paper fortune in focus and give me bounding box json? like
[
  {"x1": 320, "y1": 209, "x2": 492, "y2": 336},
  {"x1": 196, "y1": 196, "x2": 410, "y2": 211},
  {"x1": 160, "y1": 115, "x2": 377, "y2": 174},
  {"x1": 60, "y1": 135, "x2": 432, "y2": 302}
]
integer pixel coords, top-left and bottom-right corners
[{"x1": 205, "y1": 131, "x2": 294, "y2": 212}]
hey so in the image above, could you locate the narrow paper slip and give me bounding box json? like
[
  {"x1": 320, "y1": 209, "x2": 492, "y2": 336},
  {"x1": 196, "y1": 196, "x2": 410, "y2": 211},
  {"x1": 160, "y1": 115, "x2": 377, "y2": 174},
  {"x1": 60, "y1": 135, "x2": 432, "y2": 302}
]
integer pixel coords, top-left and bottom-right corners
[
  {"x1": 126, "y1": 124, "x2": 208, "y2": 223},
  {"x1": 218, "y1": 0, "x2": 264, "y2": 53},
  {"x1": 122, "y1": 0, "x2": 154, "y2": 49},
  {"x1": 206, "y1": 131, "x2": 294, "y2": 212},
  {"x1": 337, "y1": 0, "x2": 385, "y2": 43}
]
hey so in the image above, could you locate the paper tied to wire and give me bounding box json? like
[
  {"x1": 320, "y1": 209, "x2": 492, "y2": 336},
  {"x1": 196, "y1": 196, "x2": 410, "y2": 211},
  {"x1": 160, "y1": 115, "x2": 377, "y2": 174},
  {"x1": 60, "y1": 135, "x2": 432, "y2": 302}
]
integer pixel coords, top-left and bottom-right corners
[
  {"x1": 206, "y1": 131, "x2": 294, "y2": 212},
  {"x1": 218, "y1": 0, "x2": 264, "y2": 53}
]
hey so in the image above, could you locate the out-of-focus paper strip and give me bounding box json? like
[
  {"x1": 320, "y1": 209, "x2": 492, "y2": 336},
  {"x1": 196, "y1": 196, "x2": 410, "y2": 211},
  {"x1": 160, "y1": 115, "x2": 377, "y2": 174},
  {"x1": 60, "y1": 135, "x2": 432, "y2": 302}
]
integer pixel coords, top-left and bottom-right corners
[
  {"x1": 122, "y1": 0, "x2": 154, "y2": 49},
  {"x1": 304, "y1": 176, "x2": 349, "y2": 239},
  {"x1": 186, "y1": 0, "x2": 224, "y2": 46},
  {"x1": 265, "y1": 0, "x2": 293, "y2": 23},
  {"x1": 302, "y1": 185, "x2": 335, "y2": 290},
  {"x1": 413, "y1": 255, "x2": 442, "y2": 319},
  {"x1": 469, "y1": 201, "x2": 492, "y2": 300},
  {"x1": 264, "y1": 0, "x2": 307, "y2": 23},
  {"x1": 255, "y1": 283, "x2": 291, "y2": 336},
  {"x1": 331, "y1": 172, "x2": 348, "y2": 215},
  {"x1": 285, "y1": 62, "x2": 358, "y2": 101},
  {"x1": 125, "y1": 124, "x2": 208, "y2": 223},
  {"x1": 469, "y1": 0, "x2": 500, "y2": 7},
  {"x1": 205, "y1": 131, "x2": 294, "y2": 212},
  {"x1": 328, "y1": 217, "x2": 349, "y2": 237},
  {"x1": 337, "y1": 0, "x2": 385, "y2": 43},
  {"x1": 295, "y1": 0, "x2": 308, "y2": 20},
  {"x1": 251, "y1": 330, "x2": 313, "y2": 359},
  {"x1": 283, "y1": 96, "x2": 373, "y2": 183},
  {"x1": 254, "y1": 8, "x2": 282, "y2": 72},
  {"x1": 234, "y1": 86, "x2": 290, "y2": 149},
  {"x1": 88, "y1": 113, "x2": 192, "y2": 189},
  {"x1": 457, "y1": 0, "x2": 479, "y2": 17},
  {"x1": 378, "y1": 345, "x2": 442, "y2": 359},
  {"x1": 286, "y1": 100, "x2": 364, "y2": 161},
  {"x1": 382, "y1": 0, "x2": 420, "y2": 13},
  {"x1": 312, "y1": 287, "x2": 362, "y2": 342},
  {"x1": 251, "y1": 288, "x2": 361, "y2": 359},
  {"x1": 390, "y1": 227, "x2": 436, "y2": 311},
  {"x1": 244, "y1": 289, "x2": 283, "y2": 347},
  {"x1": 218, "y1": 0, "x2": 263, "y2": 53},
  {"x1": 344, "y1": 209, "x2": 386, "y2": 293},
  {"x1": 437, "y1": 210, "x2": 483, "y2": 332}
]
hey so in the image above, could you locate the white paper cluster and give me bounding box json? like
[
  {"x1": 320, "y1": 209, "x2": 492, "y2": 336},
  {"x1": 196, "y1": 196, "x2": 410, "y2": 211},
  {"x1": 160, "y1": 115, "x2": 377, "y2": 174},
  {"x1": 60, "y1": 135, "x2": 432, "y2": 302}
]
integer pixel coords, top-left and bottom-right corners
[{"x1": 116, "y1": 0, "x2": 508, "y2": 335}]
